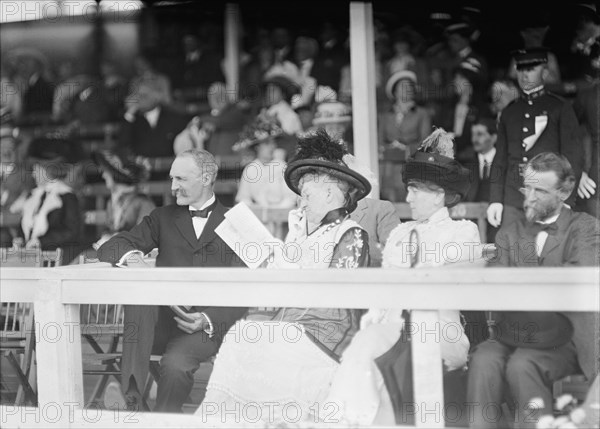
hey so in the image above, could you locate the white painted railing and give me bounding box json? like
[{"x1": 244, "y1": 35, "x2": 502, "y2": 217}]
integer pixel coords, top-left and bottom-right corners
[{"x1": 1, "y1": 266, "x2": 598, "y2": 428}]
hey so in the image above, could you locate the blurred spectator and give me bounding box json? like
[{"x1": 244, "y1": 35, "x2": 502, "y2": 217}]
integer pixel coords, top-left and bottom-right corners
[
  {"x1": 261, "y1": 73, "x2": 303, "y2": 135},
  {"x1": 1, "y1": 62, "x2": 23, "y2": 124},
  {"x1": 241, "y1": 43, "x2": 276, "y2": 112},
  {"x1": 129, "y1": 56, "x2": 172, "y2": 106},
  {"x1": 173, "y1": 34, "x2": 225, "y2": 109},
  {"x1": 489, "y1": 78, "x2": 520, "y2": 120},
  {"x1": 13, "y1": 49, "x2": 53, "y2": 120},
  {"x1": 438, "y1": 57, "x2": 492, "y2": 163},
  {"x1": 119, "y1": 76, "x2": 190, "y2": 159},
  {"x1": 292, "y1": 36, "x2": 319, "y2": 114},
  {"x1": 233, "y1": 114, "x2": 297, "y2": 209},
  {"x1": 386, "y1": 28, "x2": 417, "y2": 77},
  {"x1": 17, "y1": 136, "x2": 82, "y2": 264},
  {"x1": 311, "y1": 99, "x2": 353, "y2": 151},
  {"x1": 573, "y1": 37, "x2": 600, "y2": 217},
  {"x1": 83, "y1": 151, "x2": 155, "y2": 258},
  {"x1": 312, "y1": 22, "x2": 348, "y2": 93},
  {"x1": 571, "y1": 2, "x2": 600, "y2": 80},
  {"x1": 0, "y1": 132, "x2": 34, "y2": 247},
  {"x1": 51, "y1": 60, "x2": 110, "y2": 126},
  {"x1": 444, "y1": 21, "x2": 489, "y2": 86},
  {"x1": 379, "y1": 70, "x2": 432, "y2": 202},
  {"x1": 271, "y1": 27, "x2": 293, "y2": 64},
  {"x1": 99, "y1": 61, "x2": 128, "y2": 122},
  {"x1": 464, "y1": 116, "x2": 499, "y2": 242},
  {"x1": 173, "y1": 82, "x2": 251, "y2": 157}
]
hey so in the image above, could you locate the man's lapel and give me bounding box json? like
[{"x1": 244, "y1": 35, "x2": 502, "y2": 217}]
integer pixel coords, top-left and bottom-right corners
[
  {"x1": 174, "y1": 205, "x2": 199, "y2": 249},
  {"x1": 538, "y1": 206, "x2": 570, "y2": 265},
  {"x1": 197, "y1": 200, "x2": 226, "y2": 251}
]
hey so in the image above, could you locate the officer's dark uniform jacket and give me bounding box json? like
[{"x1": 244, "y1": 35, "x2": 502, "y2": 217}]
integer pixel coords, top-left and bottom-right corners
[{"x1": 490, "y1": 87, "x2": 583, "y2": 209}]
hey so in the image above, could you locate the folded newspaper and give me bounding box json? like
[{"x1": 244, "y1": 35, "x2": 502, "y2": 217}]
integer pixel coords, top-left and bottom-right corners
[{"x1": 215, "y1": 202, "x2": 279, "y2": 269}]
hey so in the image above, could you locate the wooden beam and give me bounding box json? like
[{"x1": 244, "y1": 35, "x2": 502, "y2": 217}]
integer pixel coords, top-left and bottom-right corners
[
  {"x1": 224, "y1": 3, "x2": 240, "y2": 103},
  {"x1": 350, "y1": 2, "x2": 380, "y2": 197}
]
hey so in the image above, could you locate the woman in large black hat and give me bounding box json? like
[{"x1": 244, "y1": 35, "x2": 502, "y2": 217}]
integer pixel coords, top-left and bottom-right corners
[
  {"x1": 18, "y1": 136, "x2": 83, "y2": 264},
  {"x1": 196, "y1": 130, "x2": 371, "y2": 424},
  {"x1": 86, "y1": 150, "x2": 155, "y2": 254},
  {"x1": 326, "y1": 128, "x2": 484, "y2": 426}
]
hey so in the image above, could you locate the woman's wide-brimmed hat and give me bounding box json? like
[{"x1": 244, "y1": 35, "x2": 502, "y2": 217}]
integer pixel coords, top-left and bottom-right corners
[
  {"x1": 284, "y1": 130, "x2": 371, "y2": 208},
  {"x1": 402, "y1": 128, "x2": 471, "y2": 205},
  {"x1": 27, "y1": 136, "x2": 82, "y2": 164},
  {"x1": 385, "y1": 70, "x2": 417, "y2": 100},
  {"x1": 232, "y1": 113, "x2": 283, "y2": 152},
  {"x1": 262, "y1": 73, "x2": 302, "y2": 101},
  {"x1": 92, "y1": 150, "x2": 149, "y2": 184}
]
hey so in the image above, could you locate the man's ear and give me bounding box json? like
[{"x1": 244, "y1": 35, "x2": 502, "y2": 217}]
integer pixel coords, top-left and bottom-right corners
[
  {"x1": 541, "y1": 67, "x2": 550, "y2": 82},
  {"x1": 491, "y1": 134, "x2": 498, "y2": 146}
]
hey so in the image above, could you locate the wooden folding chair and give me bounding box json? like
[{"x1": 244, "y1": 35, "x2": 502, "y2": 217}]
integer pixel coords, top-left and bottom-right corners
[{"x1": 0, "y1": 247, "x2": 62, "y2": 405}]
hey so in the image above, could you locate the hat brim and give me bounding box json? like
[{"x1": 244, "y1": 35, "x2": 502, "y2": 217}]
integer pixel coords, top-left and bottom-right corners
[
  {"x1": 262, "y1": 76, "x2": 301, "y2": 98},
  {"x1": 385, "y1": 71, "x2": 417, "y2": 100},
  {"x1": 92, "y1": 151, "x2": 141, "y2": 184},
  {"x1": 312, "y1": 116, "x2": 352, "y2": 125},
  {"x1": 285, "y1": 159, "x2": 372, "y2": 200},
  {"x1": 402, "y1": 153, "x2": 471, "y2": 203}
]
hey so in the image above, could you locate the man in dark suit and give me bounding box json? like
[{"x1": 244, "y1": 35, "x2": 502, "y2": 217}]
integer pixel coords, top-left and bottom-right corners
[
  {"x1": 467, "y1": 152, "x2": 600, "y2": 429},
  {"x1": 119, "y1": 77, "x2": 190, "y2": 160},
  {"x1": 465, "y1": 117, "x2": 499, "y2": 242},
  {"x1": 98, "y1": 149, "x2": 246, "y2": 413},
  {"x1": 487, "y1": 48, "x2": 583, "y2": 230}
]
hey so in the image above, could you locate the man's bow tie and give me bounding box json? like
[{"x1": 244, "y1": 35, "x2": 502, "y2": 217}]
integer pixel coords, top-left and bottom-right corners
[
  {"x1": 530, "y1": 222, "x2": 558, "y2": 235},
  {"x1": 190, "y1": 201, "x2": 217, "y2": 218}
]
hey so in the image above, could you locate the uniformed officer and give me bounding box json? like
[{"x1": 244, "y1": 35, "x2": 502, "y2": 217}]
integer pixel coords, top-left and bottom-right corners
[{"x1": 487, "y1": 47, "x2": 583, "y2": 228}]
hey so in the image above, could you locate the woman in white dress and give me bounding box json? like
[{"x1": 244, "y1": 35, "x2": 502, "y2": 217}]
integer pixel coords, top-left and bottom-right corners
[
  {"x1": 195, "y1": 130, "x2": 372, "y2": 425},
  {"x1": 326, "y1": 128, "x2": 483, "y2": 426}
]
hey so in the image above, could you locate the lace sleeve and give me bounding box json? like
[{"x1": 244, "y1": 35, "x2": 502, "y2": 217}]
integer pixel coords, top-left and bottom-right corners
[{"x1": 329, "y1": 227, "x2": 370, "y2": 268}]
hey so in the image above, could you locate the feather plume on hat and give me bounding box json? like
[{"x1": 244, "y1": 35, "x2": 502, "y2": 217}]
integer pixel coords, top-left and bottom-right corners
[{"x1": 418, "y1": 127, "x2": 455, "y2": 158}]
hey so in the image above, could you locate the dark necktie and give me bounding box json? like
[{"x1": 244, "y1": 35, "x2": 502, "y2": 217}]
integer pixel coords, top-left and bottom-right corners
[
  {"x1": 482, "y1": 160, "x2": 490, "y2": 180},
  {"x1": 189, "y1": 200, "x2": 217, "y2": 218},
  {"x1": 34, "y1": 191, "x2": 47, "y2": 216}
]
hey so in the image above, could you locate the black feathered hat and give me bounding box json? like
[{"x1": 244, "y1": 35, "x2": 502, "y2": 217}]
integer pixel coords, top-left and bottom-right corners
[
  {"x1": 402, "y1": 128, "x2": 471, "y2": 206},
  {"x1": 284, "y1": 130, "x2": 371, "y2": 212},
  {"x1": 92, "y1": 150, "x2": 149, "y2": 185}
]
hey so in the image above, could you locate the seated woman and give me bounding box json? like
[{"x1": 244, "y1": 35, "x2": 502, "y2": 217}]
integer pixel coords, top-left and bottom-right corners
[
  {"x1": 233, "y1": 114, "x2": 297, "y2": 209},
  {"x1": 86, "y1": 150, "x2": 155, "y2": 256},
  {"x1": 326, "y1": 128, "x2": 483, "y2": 426},
  {"x1": 195, "y1": 130, "x2": 371, "y2": 423},
  {"x1": 17, "y1": 137, "x2": 82, "y2": 264}
]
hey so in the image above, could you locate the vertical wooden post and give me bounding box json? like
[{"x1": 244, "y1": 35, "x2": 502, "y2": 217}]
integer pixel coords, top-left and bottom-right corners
[
  {"x1": 349, "y1": 2, "x2": 380, "y2": 198},
  {"x1": 34, "y1": 280, "x2": 84, "y2": 412},
  {"x1": 411, "y1": 310, "x2": 445, "y2": 428},
  {"x1": 224, "y1": 3, "x2": 240, "y2": 103}
]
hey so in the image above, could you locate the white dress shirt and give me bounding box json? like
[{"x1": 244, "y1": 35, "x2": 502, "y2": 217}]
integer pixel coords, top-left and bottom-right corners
[
  {"x1": 144, "y1": 106, "x2": 161, "y2": 128},
  {"x1": 535, "y1": 208, "x2": 562, "y2": 257},
  {"x1": 189, "y1": 194, "x2": 216, "y2": 239},
  {"x1": 477, "y1": 147, "x2": 496, "y2": 179}
]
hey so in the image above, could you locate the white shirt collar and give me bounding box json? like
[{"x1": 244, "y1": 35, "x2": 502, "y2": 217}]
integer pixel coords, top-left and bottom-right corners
[
  {"x1": 189, "y1": 194, "x2": 216, "y2": 212},
  {"x1": 523, "y1": 85, "x2": 544, "y2": 95},
  {"x1": 143, "y1": 106, "x2": 161, "y2": 128},
  {"x1": 477, "y1": 147, "x2": 496, "y2": 165}
]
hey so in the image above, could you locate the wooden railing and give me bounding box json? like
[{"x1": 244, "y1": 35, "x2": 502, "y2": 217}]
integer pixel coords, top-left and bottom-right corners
[{"x1": 0, "y1": 267, "x2": 598, "y2": 428}]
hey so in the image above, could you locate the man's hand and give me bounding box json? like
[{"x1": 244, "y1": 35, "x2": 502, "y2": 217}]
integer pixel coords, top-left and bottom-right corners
[
  {"x1": 390, "y1": 140, "x2": 407, "y2": 151},
  {"x1": 175, "y1": 312, "x2": 211, "y2": 334},
  {"x1": 487, "y1": 203, "x2": 503, "y2": 228},
  {"x1": 124, "y1": 252, "x2": 150, "y2": 268},
  {"x1": 577, "y1": 171, "x2": 597, "y2": 199}
]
